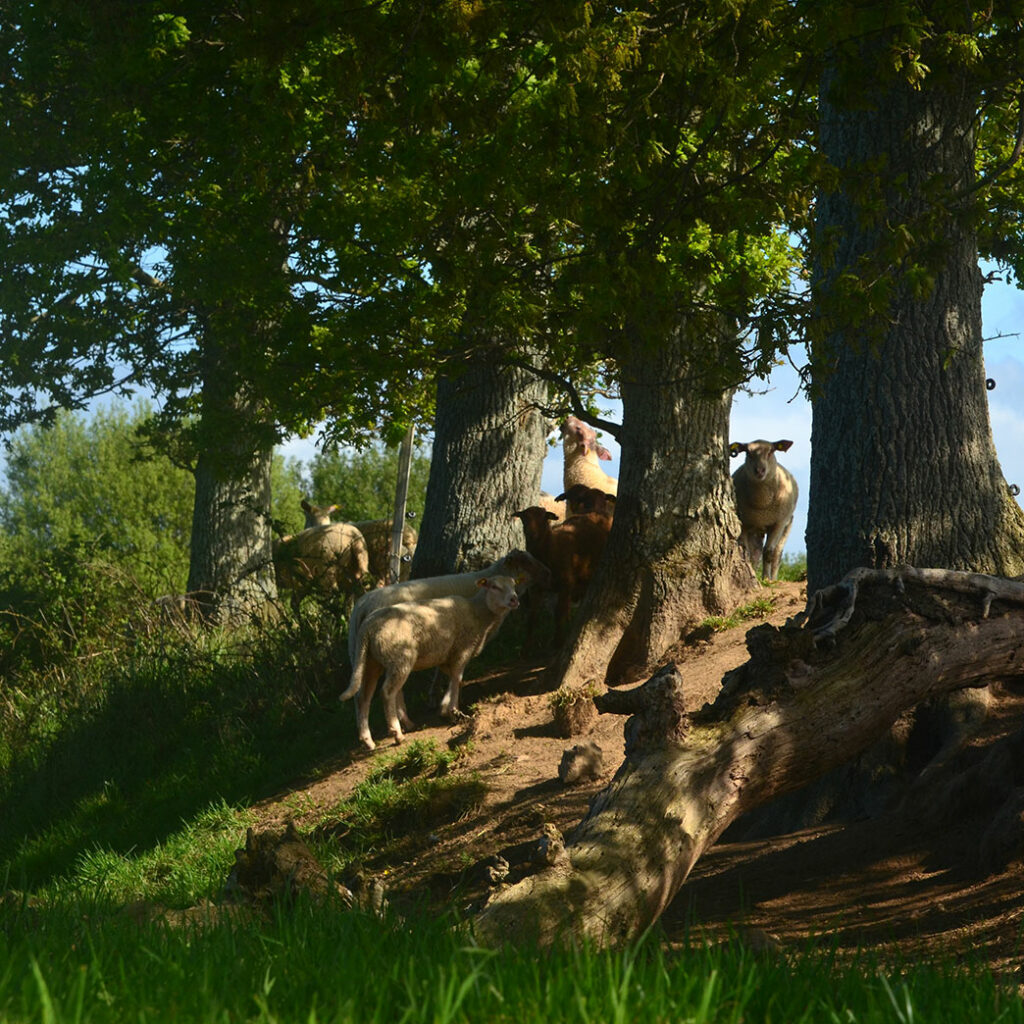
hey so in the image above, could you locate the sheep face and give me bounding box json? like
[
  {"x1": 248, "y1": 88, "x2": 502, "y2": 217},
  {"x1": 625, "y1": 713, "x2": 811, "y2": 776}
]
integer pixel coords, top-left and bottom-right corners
[
  {"x1": 301, "y1": 499, "x2": 339, "y2": 528},
  {"x1": 555, "y1": 484, "x2": 616, "y2": 516},
  {"x1": 561, "y1": 416, "x2": 612, "y2": 461},
  {"x1": 477, "y1": 575, "x2": 520, "y2": 614},
  {"x1": 513, "y1": 506, "x2": 558, "y2": 532},
  {"x1": 730, "y1": 440, "x2": 793, "y2": 481}
]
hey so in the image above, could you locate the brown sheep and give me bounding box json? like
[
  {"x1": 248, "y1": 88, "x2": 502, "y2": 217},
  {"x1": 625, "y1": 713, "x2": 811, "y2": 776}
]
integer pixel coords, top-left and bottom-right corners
[
  {"x1": 556, "y1": 484, "x2": 616, "y2": 518},
  {"x1": 512, "y1": 506, "x2": 612, "y2": 644}
]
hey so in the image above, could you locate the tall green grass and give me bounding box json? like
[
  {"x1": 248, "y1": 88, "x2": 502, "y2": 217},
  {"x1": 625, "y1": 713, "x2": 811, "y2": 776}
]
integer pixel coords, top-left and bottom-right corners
[
  {"x1": 0, "y1": 566, "x2": 363, "y2": 895},
  {"x1": 0, "y1": 900, "x2": 1019, "y2": 1024}
]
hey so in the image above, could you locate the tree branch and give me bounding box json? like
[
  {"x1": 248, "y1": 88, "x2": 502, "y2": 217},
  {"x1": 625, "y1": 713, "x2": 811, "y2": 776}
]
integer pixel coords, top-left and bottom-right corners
[{"x1": 505, "y1": 357, "x2": 622, "y2": 440}]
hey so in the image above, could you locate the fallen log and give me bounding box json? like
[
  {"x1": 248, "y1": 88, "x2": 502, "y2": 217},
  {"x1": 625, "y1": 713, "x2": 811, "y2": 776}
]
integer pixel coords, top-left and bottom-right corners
[{"x1": 472, "y1": 567, "x2": 1024, "y2": 946}]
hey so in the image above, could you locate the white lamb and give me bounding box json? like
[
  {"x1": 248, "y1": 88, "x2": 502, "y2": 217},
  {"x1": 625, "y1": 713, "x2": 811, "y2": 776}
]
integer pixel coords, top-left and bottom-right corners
[
  {"x1": 730, "y1": 439, "x2": 799, "y2": 580},
  {"x1": 341, "y1": 575, "x2": 521, "y2": 750},
  {"x1": 560, "y1": 416, "x2": 618, "y2": 497},
  {"x1": 346, "y1": 548, "x2": 550, "y2": 667}
]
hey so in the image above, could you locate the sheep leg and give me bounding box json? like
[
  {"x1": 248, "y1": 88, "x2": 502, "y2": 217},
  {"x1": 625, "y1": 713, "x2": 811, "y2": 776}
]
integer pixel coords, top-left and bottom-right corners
[
  {"x1": 355, "y1": 661, "x2": 383, "y2": 751},
  {"x1": 763, "y1": 517, "x2": 794, "y2": 581},
  {"x1": 381, "y1": 669, "x2": 412, "y2": 744},
  {"x1": 739, "y1": 527, "x2": 765, "y2": 576},
  {"x1": 397, "y1": 690, "x2": 416, "y2": 731},
  {"x1": 439, "y1": 658, "x2": 471, "y2": 720}
]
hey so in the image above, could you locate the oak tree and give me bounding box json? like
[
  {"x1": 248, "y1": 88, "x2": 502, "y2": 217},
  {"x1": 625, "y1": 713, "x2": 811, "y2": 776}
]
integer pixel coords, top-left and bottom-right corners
[{"x1": 807, "y1": 0, "x2": 1024, "y2": 592}]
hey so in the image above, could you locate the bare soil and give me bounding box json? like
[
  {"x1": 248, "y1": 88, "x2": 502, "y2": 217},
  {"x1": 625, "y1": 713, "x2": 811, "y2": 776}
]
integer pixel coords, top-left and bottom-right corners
[{"x1": 253, "y1": 581, "x2": 1024, "y2": 974}]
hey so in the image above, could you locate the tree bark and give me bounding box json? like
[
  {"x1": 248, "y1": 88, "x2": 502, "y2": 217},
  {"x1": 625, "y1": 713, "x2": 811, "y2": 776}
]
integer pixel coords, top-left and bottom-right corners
[
  {"x1": 807, "y1": 12, "x2": 1024, "y2": 593},
  {"x1": 186, "y1": 331, "x2": 277, "y2": 624},
  {"x1": 552, "y1": 320, "x2": 755, "y2": 690},
  {"x1": 473, "y1": 567, "x2": 1024, "y2": 947},
  {"x1": 412, "y1": 351, "x2": 549, "y2": 576}
]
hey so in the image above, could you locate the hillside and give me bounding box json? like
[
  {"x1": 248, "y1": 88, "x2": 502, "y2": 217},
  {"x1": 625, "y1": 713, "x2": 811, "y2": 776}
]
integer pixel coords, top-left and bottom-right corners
[{"x1": 250, "y1": 580, "x2": 1024, "y2": 975}]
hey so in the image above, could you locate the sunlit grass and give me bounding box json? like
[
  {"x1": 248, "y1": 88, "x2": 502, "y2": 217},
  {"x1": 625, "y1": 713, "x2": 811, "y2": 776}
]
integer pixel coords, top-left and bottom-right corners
[
  {"x1": 699, "y1": 595, "x2": 777, "y2": 635},
  {"x1": 0, "y1": 900, "x2": 1017, "y2": 1024}
]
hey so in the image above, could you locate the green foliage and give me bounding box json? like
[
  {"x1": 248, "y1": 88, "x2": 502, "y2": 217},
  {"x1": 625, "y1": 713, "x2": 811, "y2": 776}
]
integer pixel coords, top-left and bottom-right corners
[
  {"x1": 548, "y1": 681, "x2": 601, "y2": 711},
  {"x1": 0, "y1": 600, "x2": 357, "y2": 897},
  {"x1": 65, "y1": 800, "x2": 254, "y2": 908},
  {"x1": 269, "y1": 452, "x2": 310, "y2": 537},
  {"x1": 0, "y1": 900, "x2": 1017, "y2": 1024},
  {"x1": 0, "y1": 402, "x2": 193, "y2": 594},
  {"x1": 776, "y1": 553, "x2": 808, "y2": 583},
  {"x1": 306, "y1": 441, "x2": 432, "y2": 525}
]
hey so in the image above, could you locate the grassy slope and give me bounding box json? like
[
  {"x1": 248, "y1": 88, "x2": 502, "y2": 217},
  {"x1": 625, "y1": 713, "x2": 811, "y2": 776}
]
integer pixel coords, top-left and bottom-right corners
[{"x1": 3, "y1": 555, "x2": 1020, "y2": 1020}]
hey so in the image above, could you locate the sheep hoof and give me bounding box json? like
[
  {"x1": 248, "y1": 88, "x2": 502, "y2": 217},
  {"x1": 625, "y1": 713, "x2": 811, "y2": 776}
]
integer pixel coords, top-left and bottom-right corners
[{"x1": 359, "y1": 737, "x2": 376, "y2": 752}]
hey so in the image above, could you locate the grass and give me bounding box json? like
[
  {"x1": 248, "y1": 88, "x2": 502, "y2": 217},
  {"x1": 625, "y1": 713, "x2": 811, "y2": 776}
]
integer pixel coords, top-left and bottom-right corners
[
  {"x1": 0, "y1": 900, "x2": 1020, "y2": 1024},
  {"x1": 0, "y1": 585, "x2": 363, "y2": 896},
  {"x1": 699, "y1": 595, "x2": 778, "y2": 635},
  {"x1": 306, "y1": 740, "x2": 488, "y2": 876},
  {"x1": 695, "y1": 554, "x2": 807, "y2": 635},
  {"x1": 776, "y1": 552, "x2": 808, "y2": 582}
]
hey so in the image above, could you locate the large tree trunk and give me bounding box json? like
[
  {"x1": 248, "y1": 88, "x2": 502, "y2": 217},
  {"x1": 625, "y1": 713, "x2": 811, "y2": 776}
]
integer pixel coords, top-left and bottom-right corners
[
  {"x1": 473, "y1": 567, "x2": 1024, "y2": 947},
  {"x1": 412, "y1": 351, "x2": 549, "y2": 576},
  {"x1": 186, "y1": 332, "x2": 277, "y2": 624},
  {"x1": 807, "y1": 12, "x2": 1024, "y2": 594},
  {"x1": 553, "y1": 321, "x2": 755, "y2": 690}
]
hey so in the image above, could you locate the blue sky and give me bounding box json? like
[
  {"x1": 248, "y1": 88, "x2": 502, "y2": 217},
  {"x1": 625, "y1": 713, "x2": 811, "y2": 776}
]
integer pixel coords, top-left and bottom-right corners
[{"x1": 282, "y1": 272, "x2": 1024, "y2": 556}]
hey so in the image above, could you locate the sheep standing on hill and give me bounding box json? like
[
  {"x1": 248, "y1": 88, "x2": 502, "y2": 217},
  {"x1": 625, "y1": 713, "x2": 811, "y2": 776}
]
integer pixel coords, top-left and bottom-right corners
[
  {"x1": 297, "y1": 500, "x2": 419, "y2": 584},
  {"x1": 341, "y1": 576, "x2": 521, "y2": 750},
  {"x1": 273, "y1": 522, "x2": 370, "y2": 614},
  {"x1": 347, "y1": 548, "x2": 550, "y2": 666},
  {"x1": 561, "y1": 416, "x2": 618, "y2": 497},
  {"x1": 730, "y1": 439, "x2": 798, "y2": 581},
  {"x1": 512, "y1": 505, "x2": 612, "y2": 644}
]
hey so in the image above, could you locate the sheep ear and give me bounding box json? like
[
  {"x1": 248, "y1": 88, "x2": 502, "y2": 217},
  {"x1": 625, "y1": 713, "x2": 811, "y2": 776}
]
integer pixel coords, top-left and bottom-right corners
[
  {"x1": 596, "y1": 444, "x2": 612, "y2": 461},
  {"x1": 546, "y1": 511, "x2": 558, "y2": 521},
  {"x1": 729, "y1": 443, "x2": 744, "y2": 458},
  {"x1": 773, "y1": 440, "x2": 794, "y2": 452},
  {"x1": 554, "y1": 492, "x2": 566, "y2": 501}
]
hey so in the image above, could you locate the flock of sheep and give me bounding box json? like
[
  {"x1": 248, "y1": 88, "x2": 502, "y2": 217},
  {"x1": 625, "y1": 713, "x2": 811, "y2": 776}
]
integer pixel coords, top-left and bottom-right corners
[{"x1": 271, "y1": 417, "x2": 799, "y2": 750}]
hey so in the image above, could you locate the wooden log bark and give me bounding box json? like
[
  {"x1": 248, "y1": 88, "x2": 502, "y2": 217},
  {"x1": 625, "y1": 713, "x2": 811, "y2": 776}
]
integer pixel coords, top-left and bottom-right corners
[{"x1": 473, "y1": 567, "x2": 1024, "y2": 947}]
